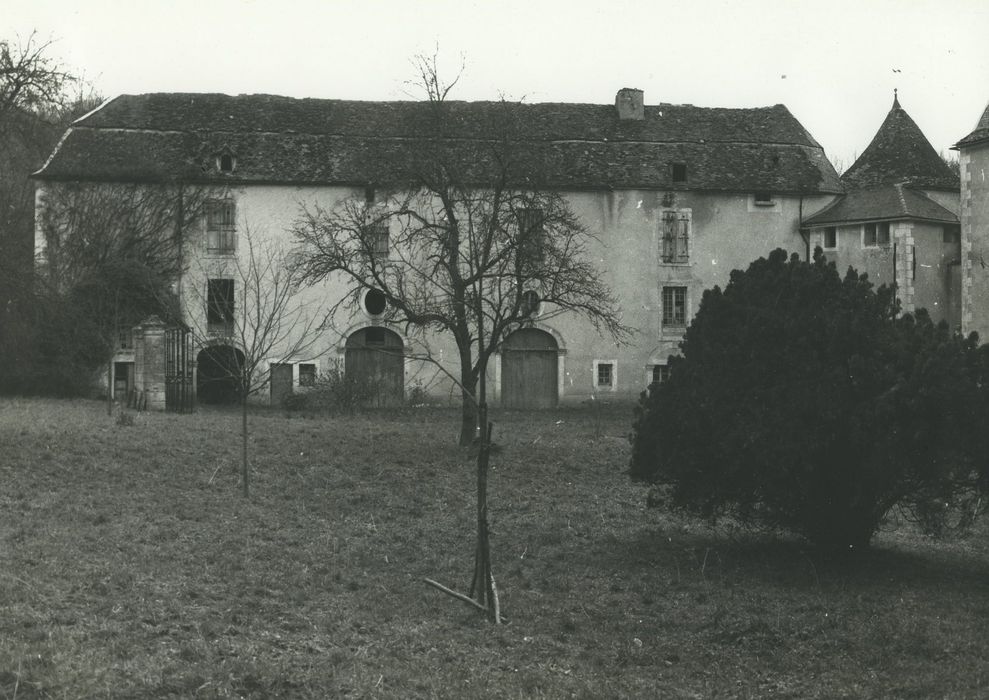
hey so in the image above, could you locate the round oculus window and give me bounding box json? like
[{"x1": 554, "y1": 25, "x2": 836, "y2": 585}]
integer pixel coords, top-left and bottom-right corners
[{"x1": 364, "y1": 288, "x2": 387, "y2": 316}]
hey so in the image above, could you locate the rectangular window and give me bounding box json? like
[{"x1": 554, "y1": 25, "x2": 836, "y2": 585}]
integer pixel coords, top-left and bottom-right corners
[
  {"x1": 298, "y1": 363, "x2": 317, "y2": 387},
  {"x1": 863, "y1": 222, "x2": 890, "y2": 248},
  {"x1": 651, "y1": 364, "x2": 671, "y2": 384},
  {"x1": 207, "y1": 278, "x2": 235, "y2": 333},
  {"x1": 517, "y1": 208, "x2": 546, "y2": 267},
  {"x1": 206, "y1": 199, "x2": 237, "y2": 254},
  {"x1": 118, "y1": 327, "x2": 133, "y2": 350},
  {"x1": 596, "y1": 362, "x2": 613, "y2": 387},
  {"x1": 662, "y1": 286, "x2": 687, "y2": 327},
  {"x1": 823, "y1": 226, "x2": 837, "y2": 249},
  {"x1": 369, "y1": 222, "x2": 390, "y2": 260},
  {"x1": 661, "y1": 210, "x2": 690, "y2": 264},
  {"x1": 671, "y1": 162, "x2": 688, "y2": 184},
  {"x1": 754, "y1": 192, "x2": 775, "y2": 206},
  {"x1": 943, "y1": 225, "x2": 960, "y2": 244}
]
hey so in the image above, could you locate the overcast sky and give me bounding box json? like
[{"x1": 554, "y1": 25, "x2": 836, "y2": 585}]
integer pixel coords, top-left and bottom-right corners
[{"x1": 6, "y1": 0, "x2": 989, "y2": 169}]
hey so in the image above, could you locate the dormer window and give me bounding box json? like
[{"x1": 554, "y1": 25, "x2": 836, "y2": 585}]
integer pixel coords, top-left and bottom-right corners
[
  {"x1": 216, "y1": 152, "x2": 236, "y2": 173},
  {"x1": 671, "y1": 163, "x2": 688, "y2": 185}
]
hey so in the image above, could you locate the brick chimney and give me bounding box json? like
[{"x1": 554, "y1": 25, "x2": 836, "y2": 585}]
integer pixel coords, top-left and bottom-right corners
[{"x1": 615, "y1": 88, "x2": 644, "y2": 120}]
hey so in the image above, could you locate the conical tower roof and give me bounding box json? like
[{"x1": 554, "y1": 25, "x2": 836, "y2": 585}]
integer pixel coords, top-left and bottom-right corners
[
  {"x1": 842, "y1": 92, "x2": 958, "y2": 191},
  {"x1": 954, "y1": 101, "x2": 989, "y2": 149}
]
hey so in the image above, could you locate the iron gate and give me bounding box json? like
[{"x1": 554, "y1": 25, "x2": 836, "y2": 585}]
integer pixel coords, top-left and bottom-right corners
[{"x1": 165, "y1": 326, "x2": 195, "y2": 412}]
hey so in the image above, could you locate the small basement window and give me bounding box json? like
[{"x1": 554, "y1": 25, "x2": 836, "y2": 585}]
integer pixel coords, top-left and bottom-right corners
[{"x1": 670, "y1": 162, "x2": 688, "y2": 185}]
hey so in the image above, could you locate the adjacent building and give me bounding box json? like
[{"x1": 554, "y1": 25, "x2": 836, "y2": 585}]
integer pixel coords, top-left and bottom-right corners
[
  {"x1": 954, "y1": 101, "x2": 989, "y2": 341},
  {"x1": 802, "y1": 93, "x2": 961, "y2": 328},
  {"x1": 31, "y1": 89, "x2": 853, "y2": 407}
]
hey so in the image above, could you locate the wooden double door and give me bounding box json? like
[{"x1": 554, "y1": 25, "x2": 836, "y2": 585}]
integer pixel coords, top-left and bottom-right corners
[{"x1": 501, "y1": 328, "x2": 559, "y2": 409}]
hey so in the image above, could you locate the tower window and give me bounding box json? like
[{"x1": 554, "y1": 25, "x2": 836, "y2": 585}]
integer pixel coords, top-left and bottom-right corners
[{"x1": 863, "y1": 222, "x2": 890, "y2": 248}]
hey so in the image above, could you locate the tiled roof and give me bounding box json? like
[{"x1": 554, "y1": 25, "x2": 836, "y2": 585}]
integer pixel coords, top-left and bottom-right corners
[
  {"x1": 34, "y1": 92, "x2": 843, "y2": 194},
  {"x1": 953, "y1": 101, "x2": 989, "y2": 149},
  {"x1": 841, "y1": 94, "x2": 959, "y2": 191},
  {"x1": 802, "y1": 183, "x2": 958, "y2": 227}
]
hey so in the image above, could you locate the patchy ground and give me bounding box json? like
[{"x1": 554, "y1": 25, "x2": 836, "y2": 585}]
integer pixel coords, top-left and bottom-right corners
[{"x1": 1, "y1": 397, "x2": 987, "y2": 698}]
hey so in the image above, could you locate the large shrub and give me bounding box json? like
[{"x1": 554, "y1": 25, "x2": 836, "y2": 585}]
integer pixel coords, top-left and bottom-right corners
[{"x1": 630, "y1": 249, "x2": 989, "y2": 548}]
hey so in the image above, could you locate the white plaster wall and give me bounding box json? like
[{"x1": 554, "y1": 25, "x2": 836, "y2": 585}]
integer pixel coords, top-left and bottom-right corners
[{"x1": 138, "y1": 182, "x2": 838, "y2": 405}]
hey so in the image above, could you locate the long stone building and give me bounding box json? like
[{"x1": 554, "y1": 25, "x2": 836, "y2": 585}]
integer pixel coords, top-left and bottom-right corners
[{"x1": 34, "y1": 88, "x2": 967, "y2": 409}]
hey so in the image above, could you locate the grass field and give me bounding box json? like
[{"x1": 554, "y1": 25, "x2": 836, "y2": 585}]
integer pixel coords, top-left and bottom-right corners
[{"x1": 1, "y1": 397, "x2": 988, "y2": 699}]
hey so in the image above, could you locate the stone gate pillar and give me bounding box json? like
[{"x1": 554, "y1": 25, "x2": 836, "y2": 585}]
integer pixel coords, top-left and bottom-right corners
[{"x1": 134, "y1": 315, "x2": 167, "y2": 411}]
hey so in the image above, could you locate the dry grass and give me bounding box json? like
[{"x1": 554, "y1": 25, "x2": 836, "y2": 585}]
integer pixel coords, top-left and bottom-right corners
[{"x1": 1, "y1": 397, "x2": 988, "y2": 699}]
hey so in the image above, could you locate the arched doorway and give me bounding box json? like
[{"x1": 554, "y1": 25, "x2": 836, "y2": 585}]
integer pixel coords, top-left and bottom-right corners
[
  {"x1": 344, "y1": 327, "x2": 404, "y2": 407},
  {"x1": 196, "y1": 345, "x2": 245, "y2": 404},
  {"x1": 501, "y1": 328, "x2": 559, "y2": 409}
]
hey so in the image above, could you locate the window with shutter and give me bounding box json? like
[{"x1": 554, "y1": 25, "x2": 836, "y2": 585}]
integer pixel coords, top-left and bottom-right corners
[{"x1": 661, "y1": 210, "x2": 690, "y2": 264}]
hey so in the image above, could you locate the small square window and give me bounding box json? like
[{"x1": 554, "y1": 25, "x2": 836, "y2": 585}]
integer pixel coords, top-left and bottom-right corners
[
  {"x1": 823, "y1": 227, "x2": 837, "y2": 250},
  {"x1": 754, "y1": 192, "x2": 775, "y2": 205},
  {"x1": 651, "y1": 364, "x2": 671, "y2": 384},
  {"x1": 299, "y1": 363, "x2": 317, "y2": 387},
  {"x1": 943, "y1": 225, "x2": 960, "y2": 244},
  {"x1": 671, "y1": 163, "x2": 688, "y2": 184},
  {"x1": 597, "y1": 363, "x2": 613, "y2": 387},
  {"x1": 863, "y1": 222, "x2": 890, "y2": 248}
]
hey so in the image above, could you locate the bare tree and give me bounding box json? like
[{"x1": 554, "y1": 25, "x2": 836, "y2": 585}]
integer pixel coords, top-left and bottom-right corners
[
  {"x1": 0, "y1": 32, "x2": 79, "y2": 393},
  {"x1": 0, "y1": 32, "x2": 74, "y2": 124},
  {"x1": 292, "y1": 54, "x2": 630, "y2": 622},
  {"x1": 293, "y1": 54, "x2": 629, "y2": 445},
  {"x1": 34, "y1": 181, "x2": 212, "y2": 405},
  {"x1": 183, "y1": 225, "x2": 328, "y2": 497}
]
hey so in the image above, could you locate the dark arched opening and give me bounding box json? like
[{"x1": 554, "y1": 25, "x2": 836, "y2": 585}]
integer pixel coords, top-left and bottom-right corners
[
  {"x1": 196, "y1": 345, "x2": 245, "y2": 404},
  {"x1": 344, "y1": 327, "x2": 404, "y2": 406}
]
